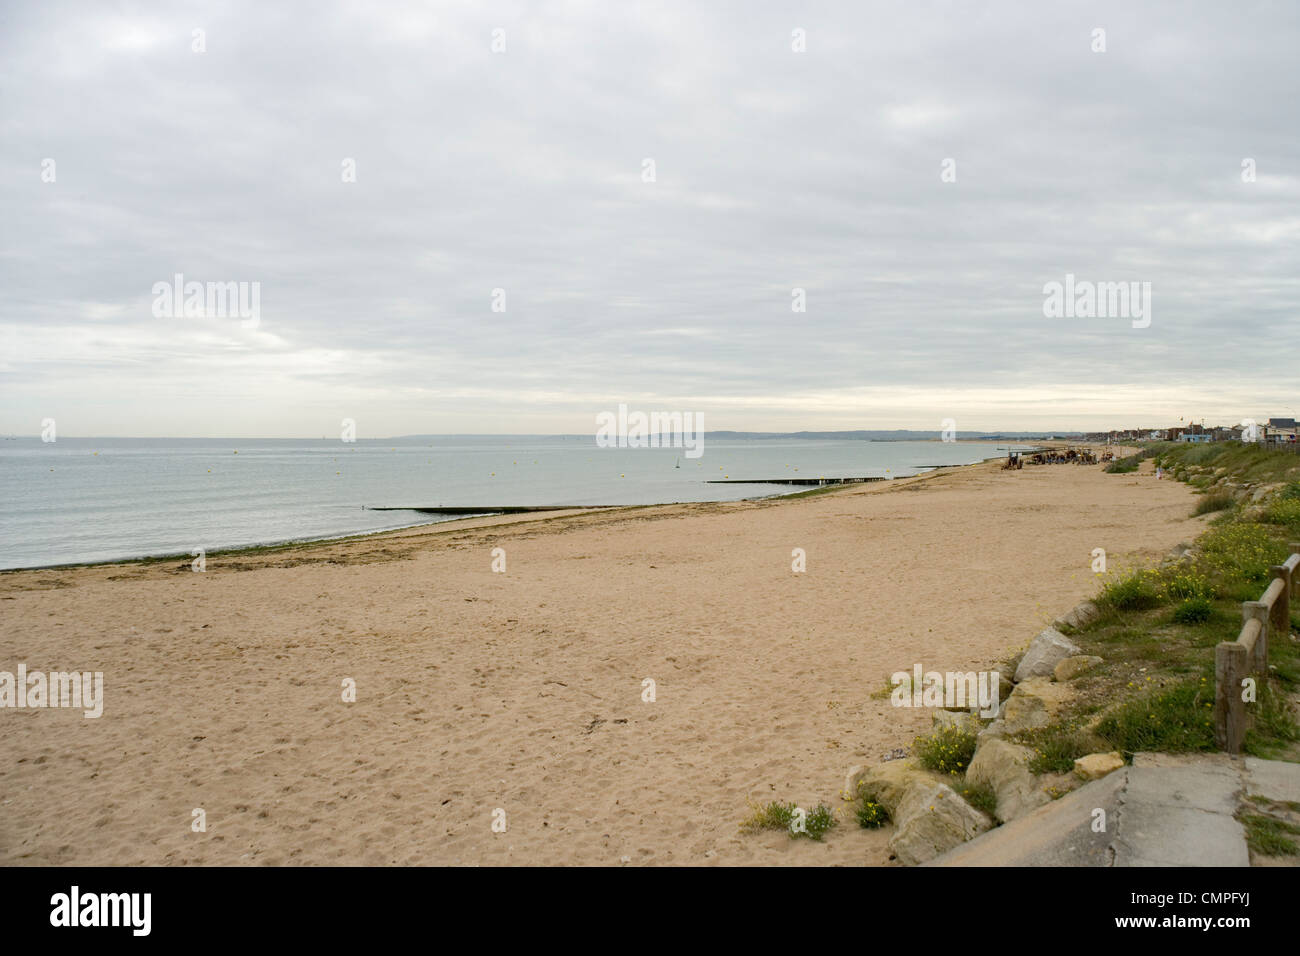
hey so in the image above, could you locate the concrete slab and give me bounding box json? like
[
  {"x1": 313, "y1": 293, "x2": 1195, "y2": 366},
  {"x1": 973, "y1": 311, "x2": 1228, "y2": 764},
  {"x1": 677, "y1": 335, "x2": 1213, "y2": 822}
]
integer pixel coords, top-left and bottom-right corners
[
  {"x1": 926, "y1": 770, "x2": 1125, "y2": 866},
  {"x1": 1130, "y1": 751, "x2": 1241, "y2": 771},
  {"x1": 1123, "y1": 764, "x2": 1241, "y2": 814},
  {"x1": 927, "y1": 753, "x2": 1295, "y2": 867},
  {"x1": 1244, "y1": 757, "x2": 1300, "y2": 804},
  {"x1": 1113, "y1": 805, "x2": 1249, "y2": 867}
]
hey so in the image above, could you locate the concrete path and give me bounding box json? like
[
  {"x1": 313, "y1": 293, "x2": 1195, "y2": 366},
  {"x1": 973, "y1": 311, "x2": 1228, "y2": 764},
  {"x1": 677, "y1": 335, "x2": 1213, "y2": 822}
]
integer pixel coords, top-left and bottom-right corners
[{"x1": 927, "y1": 753, "x2": 1300, "y2": 866}]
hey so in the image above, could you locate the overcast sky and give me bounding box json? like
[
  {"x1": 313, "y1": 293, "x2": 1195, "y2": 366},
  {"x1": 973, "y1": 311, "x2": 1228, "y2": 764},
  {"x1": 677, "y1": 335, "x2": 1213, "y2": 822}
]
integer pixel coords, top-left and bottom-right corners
[{"x1": 2, "y1": 1, "x2": 1297, "y2": 437}]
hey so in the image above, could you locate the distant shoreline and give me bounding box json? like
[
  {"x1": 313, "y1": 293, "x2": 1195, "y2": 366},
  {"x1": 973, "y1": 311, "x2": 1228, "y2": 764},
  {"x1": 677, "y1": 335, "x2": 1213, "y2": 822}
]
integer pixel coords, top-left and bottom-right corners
[{"x1": 0, "y1": 445, "x2": 1056, "y2": 575}]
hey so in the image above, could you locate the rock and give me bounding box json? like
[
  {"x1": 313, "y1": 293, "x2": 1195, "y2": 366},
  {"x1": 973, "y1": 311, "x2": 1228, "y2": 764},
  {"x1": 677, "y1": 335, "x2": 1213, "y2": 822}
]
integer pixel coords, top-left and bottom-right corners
[
  {"x1": 969, "y1": 696, "x2": 1005, "y2": 720},
  {"x1": 1074, "y1": 752, "x2": 1125, "y2": 781},
  {"x1": 965, "y1": 674, "x2": 1013, "y2": 716},
  {"x1": 1053, "y1": 602, "x2": 1101, "y2": 631},
  {"x1": 888, "y1": 781, "x2": 993, "y2": 865},
  {"x1": 967, "y1": 738, "x2": 1051, "y2": 823},
  {"x1": 1053, "y1": 655, "x2": 1104, "y2": 682},
  {"x1": 1013, "y1": 627, "x2": 1082, "y2": 682},
  {"x1": 977, "y1": 718, "x2": 1007, "y2": 742},
  {"x1": 933, "y1": 710, "x2": 979, "y2": 734},
  {"x1": 999, "y1": 672, "x2": 1014, "y2": 699},
  {"x1": 843, "y1": 765, "x2": 870, "y2": 801},
  {"x1": 844, "y1": 758, "x2": 930, "y2": 812},
  {"x1": 1001, "y1": 678, "x2": 1071, "y2": 735}
]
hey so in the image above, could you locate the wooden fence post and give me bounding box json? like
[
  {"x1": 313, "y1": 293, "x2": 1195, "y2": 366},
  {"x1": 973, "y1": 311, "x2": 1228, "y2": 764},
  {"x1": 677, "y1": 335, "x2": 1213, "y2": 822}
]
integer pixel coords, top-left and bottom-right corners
[
  {"x1": 1215, "y1": 641, "x2": 1249, "y2": 754},
  {"x1": 1242, "y1": 601, "x2": 1269, "y2": 673},
  {"x1": 1267, "y1": 568, "x2": 1289, "y2": 639},
  {"x1": 1291, "y1": 542, "x2": 1300, "y2": 598}
]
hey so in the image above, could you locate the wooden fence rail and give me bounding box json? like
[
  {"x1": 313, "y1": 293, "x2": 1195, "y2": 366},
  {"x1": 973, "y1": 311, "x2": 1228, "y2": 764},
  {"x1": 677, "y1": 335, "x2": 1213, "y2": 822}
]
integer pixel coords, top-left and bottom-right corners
[{"x1": 1215, "y1": 541, "x2": 1300, "y2": 753}]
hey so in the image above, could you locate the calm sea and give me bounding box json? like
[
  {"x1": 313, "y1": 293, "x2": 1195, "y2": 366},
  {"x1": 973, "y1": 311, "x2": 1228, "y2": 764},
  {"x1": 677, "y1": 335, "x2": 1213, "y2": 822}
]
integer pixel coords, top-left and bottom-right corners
[{"x1": 0, "y1": 436, "x2": 1026, "y2": 570}]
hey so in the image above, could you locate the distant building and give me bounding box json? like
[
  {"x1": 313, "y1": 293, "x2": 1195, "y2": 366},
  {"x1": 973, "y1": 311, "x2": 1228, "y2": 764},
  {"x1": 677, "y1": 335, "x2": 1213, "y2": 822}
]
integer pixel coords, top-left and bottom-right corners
[{"x1": 1264, "y1": 422, "x2": 1297, "y2": 445}]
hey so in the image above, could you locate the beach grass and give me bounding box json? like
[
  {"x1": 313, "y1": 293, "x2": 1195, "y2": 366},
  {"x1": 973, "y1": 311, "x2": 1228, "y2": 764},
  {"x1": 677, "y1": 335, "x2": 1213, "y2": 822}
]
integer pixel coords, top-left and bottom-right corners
[
  {"x1": 1240, "y1": 813, "x2": 1300, "y2": 856},
  {"x1": 1030, "y1": 441, "x2": 1300, "y2": 763},
  {"x1": 740, "y1": 800, "x2": 837, "y2": 840},
  {"x1": 1193, "y1": 490, "x2": 1235, "y2": 516},
  {"x1": 913, "y1": 724, "x2": 978, "y2": 776}
]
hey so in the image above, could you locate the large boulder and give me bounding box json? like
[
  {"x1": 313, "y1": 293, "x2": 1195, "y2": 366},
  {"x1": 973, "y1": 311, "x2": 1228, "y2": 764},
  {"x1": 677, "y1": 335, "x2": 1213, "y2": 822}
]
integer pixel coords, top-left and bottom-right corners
[
  {"x1": 1001, "y1": 678, "x2": 1071, "y2": 735},
  {"x1": 843, "y1": 758, "x2": 930, "y2": 812},
  {"x1": 888, "y1": 781, "x2": 993, "y2": 865},
  {"x1": 966, "y1": 738, "x2": 1050, "y2": 822},
  {"x1": 1053, "y1": 655, "x2": 1104, "y2": 682},
  {"x1": 1013, "y1": 627, "x2": 1082, "y2": 682}
]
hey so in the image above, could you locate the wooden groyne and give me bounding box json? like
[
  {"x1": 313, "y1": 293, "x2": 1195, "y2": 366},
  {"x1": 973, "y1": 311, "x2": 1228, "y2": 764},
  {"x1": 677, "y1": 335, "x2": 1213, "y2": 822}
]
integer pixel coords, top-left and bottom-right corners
[
  {"x1": 705, "y1": 476, "x2": 886, "y2": 486},
  {"x1": 366, "y1": 505, "x2": 622, "y2": 515}
]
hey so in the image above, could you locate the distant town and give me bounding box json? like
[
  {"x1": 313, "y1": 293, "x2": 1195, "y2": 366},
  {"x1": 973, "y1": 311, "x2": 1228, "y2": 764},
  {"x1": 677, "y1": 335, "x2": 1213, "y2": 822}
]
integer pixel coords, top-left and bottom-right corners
[{"x1": 1084, "y1": 417, "x2": 1298, "y2": 446}]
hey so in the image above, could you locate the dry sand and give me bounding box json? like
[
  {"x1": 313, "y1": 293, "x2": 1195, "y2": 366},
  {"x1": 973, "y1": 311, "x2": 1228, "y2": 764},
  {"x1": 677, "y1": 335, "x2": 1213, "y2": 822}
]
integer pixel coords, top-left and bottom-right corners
[{"x1": 0, "y1": 453, "x2": 1204, "y2": 866}]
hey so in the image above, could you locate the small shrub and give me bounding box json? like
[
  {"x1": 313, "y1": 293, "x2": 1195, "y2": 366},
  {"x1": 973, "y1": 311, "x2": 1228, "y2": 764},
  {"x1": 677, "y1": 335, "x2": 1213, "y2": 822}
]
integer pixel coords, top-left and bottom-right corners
[
  {"x1": 802, "y1": 804, "x2": 837, "y2": 840},
  {"x1": 913, "y1": 724, "x2": 978, "y2": 775},
  {"x1": 740, "y1": 800, "x2": 837, "y2": 840},
  {"x1": 1193, "y1": 491, "x2": 1234, "y2": 516},
  {"x1": 1172, "y1": 596, "x2": 1214, "y2": 624},
  {"x1": 1160, "y1": 569, "x2": 1214, "y2": 602},
  {"x1": 1262, "y1": 499, "x2": 1300, "y2": 529},
  {"x1": 1099, "y1": 570, "x2": 1161, "y2": 611},
  {"x1": 855, "y1": 790, "x2": 890, "y2": 829}
]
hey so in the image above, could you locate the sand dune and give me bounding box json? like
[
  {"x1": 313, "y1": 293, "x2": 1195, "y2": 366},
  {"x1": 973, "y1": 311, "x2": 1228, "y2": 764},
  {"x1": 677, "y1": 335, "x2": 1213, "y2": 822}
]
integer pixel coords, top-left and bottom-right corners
[{"x1": 0, "y1": 455, "x2": 1203, "y2": 865}]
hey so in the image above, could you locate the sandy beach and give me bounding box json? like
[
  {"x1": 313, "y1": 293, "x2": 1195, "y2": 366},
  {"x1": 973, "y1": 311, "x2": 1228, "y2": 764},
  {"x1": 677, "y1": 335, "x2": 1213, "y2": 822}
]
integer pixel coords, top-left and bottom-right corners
[{"x1": 0, "y1": 453, "x2": 1204, "y2": 866}]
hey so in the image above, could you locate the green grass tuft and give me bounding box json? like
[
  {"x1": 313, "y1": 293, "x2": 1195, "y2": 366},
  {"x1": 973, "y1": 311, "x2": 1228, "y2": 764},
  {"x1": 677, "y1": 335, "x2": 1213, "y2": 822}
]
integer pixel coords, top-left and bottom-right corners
[
  {"x1": 1016, "y1": 726, "x2": 1096, "y2": 774},
  {"x1": 1098, "y1": 569, "x2": 1161, "y2": 611},
  {"x1": 913, "y1": 724, "x2": 978, "y2": 776},
  {"x1": 1241, "y1": 813, "x2": 1300, "y2": 856},
  {"x1": 854, "y1": 791, "x2": 891, "y2": 829},
  {"x1": 740, "y1": 800, "x2": 837, "y2": 840},
  {"x1": 1194, "y1": 490, "x2": 1235, "y2": 516},
  {"x1": 1172, "y1": 596, "x2": 1214, "y2": 625},
  {"x1": 956, "y1": 781, "x2": 998, "y2": 818},
  {"x1": 1094, "y1": 678, "x2": 1217, "y2": 755}
]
